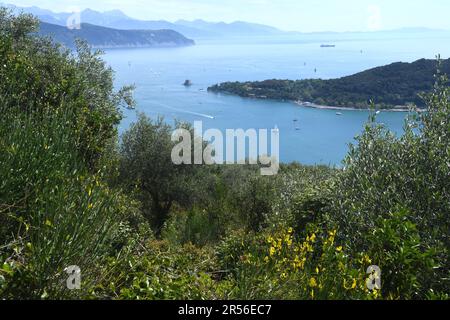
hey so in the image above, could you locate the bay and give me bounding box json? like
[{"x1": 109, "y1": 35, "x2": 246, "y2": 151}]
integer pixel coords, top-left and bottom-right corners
[{"x1": 104, "y1": 31, "x2": 450, "y2": 165}]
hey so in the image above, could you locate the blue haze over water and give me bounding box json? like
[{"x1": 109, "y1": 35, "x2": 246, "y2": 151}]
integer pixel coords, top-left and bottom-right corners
[{"x1": 105, "y1": 31, "x2": 450, "y2": 165}]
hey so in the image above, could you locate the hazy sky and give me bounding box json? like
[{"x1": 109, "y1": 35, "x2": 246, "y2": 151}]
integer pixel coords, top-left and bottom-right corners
[{"x1": 4, "y1": 0, "x2": 450, "y2": 32}]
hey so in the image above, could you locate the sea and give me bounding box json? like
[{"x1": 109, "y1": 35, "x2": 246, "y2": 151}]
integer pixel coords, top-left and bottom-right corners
[{"x1": 104, "y1": 30, "x2": 450, "y2": 165}]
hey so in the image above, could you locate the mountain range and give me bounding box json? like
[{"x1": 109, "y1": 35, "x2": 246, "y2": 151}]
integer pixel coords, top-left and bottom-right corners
[{"x1": 4, "y1": 4, "x2": 287, "y2": 39}]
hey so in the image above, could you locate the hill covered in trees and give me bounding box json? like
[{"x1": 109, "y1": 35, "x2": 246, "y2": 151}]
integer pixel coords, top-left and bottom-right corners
[
  {"x1": 38, "y1": 21, "x2": 195, "y2": 49},
  {"x1": 209, "y1": 58, "x2": 450, "y2": 110}
]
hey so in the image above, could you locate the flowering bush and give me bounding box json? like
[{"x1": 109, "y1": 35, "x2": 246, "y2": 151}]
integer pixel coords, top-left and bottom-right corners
[{"x1": 218, "y1": 228, "x2": 379, "y2": 300}]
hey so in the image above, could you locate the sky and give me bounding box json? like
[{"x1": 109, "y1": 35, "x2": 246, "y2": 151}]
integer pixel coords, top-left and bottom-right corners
[{"x1": 3, "y1": 0, "x2": 450, "y2": 32}]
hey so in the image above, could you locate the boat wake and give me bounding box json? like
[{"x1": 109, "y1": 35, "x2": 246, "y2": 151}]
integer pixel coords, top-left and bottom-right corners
[{"x1": 145, "y1": 101, "x2": 215, "y2": 119}]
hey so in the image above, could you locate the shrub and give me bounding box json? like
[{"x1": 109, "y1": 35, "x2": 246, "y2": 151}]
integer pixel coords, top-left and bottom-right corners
[
  {"x1": 85, "y1": 240, "x2": 233, "y2": 300},
  {"x1": 217, "y1": 227, "x2": 377, "y2": 300},
  {"x1": 118, "y1": 114, "x2": 199, "y2": 235},
  {"x1": 0, "y1": 8, "x2": 134, "y2": 169},
  {"x1": 366, "y1": 209, "x2": 444, "y2": 299},
  {"x1": 328, "y1": 70, "x2": 450, "y2": 298},
  {"x1": 0, "y1": 107, "x2": 128, "y2": 299}
]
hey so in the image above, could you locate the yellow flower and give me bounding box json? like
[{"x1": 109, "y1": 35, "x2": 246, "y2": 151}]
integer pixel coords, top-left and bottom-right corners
[
  {"x1": 315, "y1": 267, "x2": 320, "y2": 274},
  {"x1": 269, "y1": 247, "x2": 276, "y2": 256},
  {"x1": 310, "y1": 233, "x2": 316, "y2": 242},
  {"x1": 264, "y1": 256, "x2": 269, "y2": 263},
  {"x1": 344, "y1": 278, "x2": 357, "y2": 290},
  {"x1": 286, "y1": 238, "x2": 293, "y2": 247},
  {"x1": 336, "y1": 246, "x2": 343, "y2": 252},
  {"x1": 287, "y1": 227, "x2": 293, "y2": 234},
  {"x1": 309, "y1": 277, "x2": 317, "y2": 288},
  {"x1": 372, "y1": 289, "x2": 380, "y2": 299},
  {"x1": 364, "y1": 254, "x2": 372, "y2": 264}
]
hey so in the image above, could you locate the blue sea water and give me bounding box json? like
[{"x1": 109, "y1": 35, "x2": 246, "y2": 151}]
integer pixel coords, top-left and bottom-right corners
[{"x1": 104, "y1": 31, "x2": 450, "y2": 165}]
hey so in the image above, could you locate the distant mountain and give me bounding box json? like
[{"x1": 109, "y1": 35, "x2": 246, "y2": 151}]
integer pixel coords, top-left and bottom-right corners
[
  {"x1": 208, "y1": 58, "x2": 450, "y2": 110},
  {"x1": 38, "y1": 22, "x2": 195, "y2": 49},
  {"x1": 7, "y1": 3, "x2": 447, "y2": 40},
  {"x1": 175, "y1": 19, "x2": 285, "y2": 36},
  {"x1": 5, "y1": 4, "x2": 287, "y2": 39},
  {"x1": 98, "y1": 19, "x2": 216, "y2": 38}
]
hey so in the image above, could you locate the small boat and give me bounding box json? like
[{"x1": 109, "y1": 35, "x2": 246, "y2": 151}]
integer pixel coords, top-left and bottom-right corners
[
  {"x1": 336, "y1": 112, "x2": 343, "y2": 116},
  {"x1": 376, "y1": 111, "x2": 381, "y2": 115},
  {"x1": 183, "y1": 80, "x2": 192, "y2": 87},
  {"x1": 321, "y1": 44, "x2": 336, "y2": 48}
]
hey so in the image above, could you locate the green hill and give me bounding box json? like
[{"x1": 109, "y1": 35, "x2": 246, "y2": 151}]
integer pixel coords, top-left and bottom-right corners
[
  {"x1": 209, "y1": 58, "x2": 450, "y2": 109},
  {"x1": 38, "y1": 22, "x2": 195, "y2": 48}
]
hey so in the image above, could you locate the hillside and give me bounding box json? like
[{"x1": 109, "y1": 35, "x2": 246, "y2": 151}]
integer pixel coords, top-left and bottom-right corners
[
  {"x1": 37, "y1": 22, "x2": 195, "y2": 48},
  {"x1": 2, "y1": 7, "x2": 449, "y2": 302},
  {"x1": 208, "y1": 58, "x2": 450, "y2": 110}
]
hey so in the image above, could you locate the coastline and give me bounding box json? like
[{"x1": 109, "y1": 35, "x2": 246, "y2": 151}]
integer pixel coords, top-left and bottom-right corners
[
  {"x1": 293, "y1": 101, "x2": 424, "y2": 113},
  {"x1": 209, "y1": 89, "x2": 425, "y2": 113}
]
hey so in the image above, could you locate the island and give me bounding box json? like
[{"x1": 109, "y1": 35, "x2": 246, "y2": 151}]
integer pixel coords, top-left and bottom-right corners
[{"x1": 208, "y1": 58, "x2": 450, "y2": 110}]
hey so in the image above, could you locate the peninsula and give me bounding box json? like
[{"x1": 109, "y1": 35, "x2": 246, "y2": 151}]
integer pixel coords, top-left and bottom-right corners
[{"x1": 208, "y1": 58, "x2": 450, "y2": 110}]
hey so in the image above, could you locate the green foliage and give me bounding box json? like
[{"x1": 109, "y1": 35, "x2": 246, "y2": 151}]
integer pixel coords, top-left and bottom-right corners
[
  {"x1": 328, "y1": 71, "x2": 450, "y2": 298},
  {"x1": 1, "y1": 7, "x2": 449, "y2": 301},
  {"x1": 85, "y1": 241, "x2": 232, "y2": 300},
  {"x1": 216, "y1": 228, "x2": 377, "y2": 300},
  {"x1": 163, "y1": 207, "x2": 224, "y2": 246},
  {"x1": 118, "y1": 114, "x2": 199, "y2": 234},
  {"x1": 0, "y1": 9, "x2": 138, "y2": 299},
  {"x1": 0, "y1": 107, "x2": 126, "y2": 299},
  {"x1": 209, "y1": 58, "x2": 450, "y2": 109},
  {"x1": 289, "y1": 184, "x2": 333, "y2": 232},
  {"x1": 0, "y1": 8, "x2": 135, "y2": 168},
  {"x1": 367, "y1": 209, "x2": 442, "y2": 299}
]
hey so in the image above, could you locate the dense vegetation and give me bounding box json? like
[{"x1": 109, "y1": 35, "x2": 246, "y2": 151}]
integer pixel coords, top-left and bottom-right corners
[
  {"x1": 0, "y1": 10, "x2": 449, "y2": 300},
  {"x1": 209, "y1": 58, "x2": 450, "y2": 110},
  {"x1": 38, "y1": 22, "x2": 195, "y2": 49}
]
